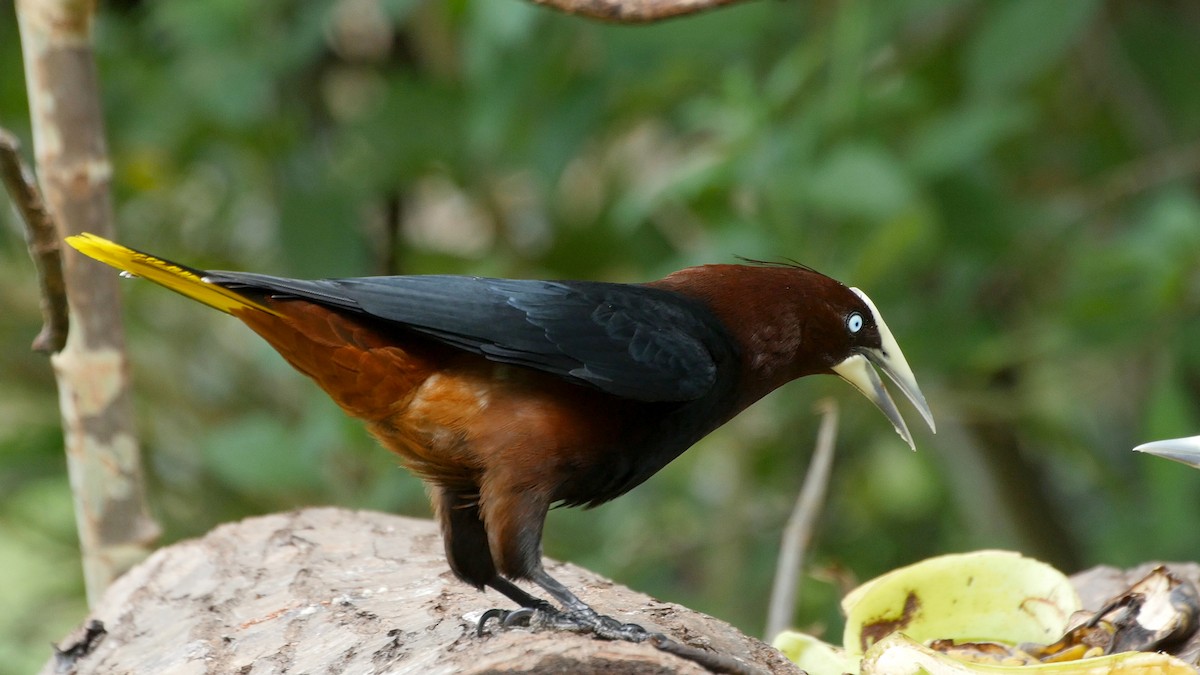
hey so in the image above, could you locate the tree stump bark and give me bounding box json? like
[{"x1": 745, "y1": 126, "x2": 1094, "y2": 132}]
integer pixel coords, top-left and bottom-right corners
[{"x1": 42, "y1": 507, "x2": 800, "y2": 674}]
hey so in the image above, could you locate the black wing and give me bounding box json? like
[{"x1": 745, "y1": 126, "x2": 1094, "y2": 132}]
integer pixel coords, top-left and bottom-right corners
[{"x1": 207, "y1": 272, "x2": 723, "y2": 402}]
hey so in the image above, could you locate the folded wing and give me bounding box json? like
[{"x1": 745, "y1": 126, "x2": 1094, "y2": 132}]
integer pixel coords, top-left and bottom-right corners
[{"x1": 209, "y1": 272, "x2": 721, "y2": 403}]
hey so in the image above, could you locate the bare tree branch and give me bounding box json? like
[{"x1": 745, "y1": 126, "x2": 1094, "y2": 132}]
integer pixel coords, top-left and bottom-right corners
[
  {"x1": 0, "y1": 128, "x2": 70, "y2": 353},
  {"x1": 16, "y1": 0, "x2": 160, "y2": 605},
  {"x1": 525, "y1": 0, "x2": 759, "y2": 23},
  {"x1": 765, "y1": 399, "x2": 838, "y2": 639}
]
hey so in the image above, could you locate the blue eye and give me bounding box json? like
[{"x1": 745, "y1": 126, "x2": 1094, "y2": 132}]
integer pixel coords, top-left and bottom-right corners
[{"x1": 847, "y1": 312, "x2": 863, "y2": 333}]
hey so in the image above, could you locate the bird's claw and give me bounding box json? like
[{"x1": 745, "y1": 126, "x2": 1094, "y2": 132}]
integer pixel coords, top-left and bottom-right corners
[
  {"x1": 476, "y1": 606, "x2": 546, "y2": 636},
  {"x1": 476, "y1": 608, "x2": 521, "y2": 636},
  {"x1": 501, "y1": 607, "x2": 536, "y2": 627}
]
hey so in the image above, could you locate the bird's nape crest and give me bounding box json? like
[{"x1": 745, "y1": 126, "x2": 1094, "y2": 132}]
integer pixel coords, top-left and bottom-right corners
[{"x1": 732, "y1": 255, "x2": 819, "y2": 275}]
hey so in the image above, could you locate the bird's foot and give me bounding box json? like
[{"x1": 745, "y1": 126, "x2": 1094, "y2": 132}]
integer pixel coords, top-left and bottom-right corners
[
  {"x1": 544, "y1": 607, "x2": 652, "y2": 642},
  {"x1": 476, "y1": 605, "x2": 651, "y2": 642}
]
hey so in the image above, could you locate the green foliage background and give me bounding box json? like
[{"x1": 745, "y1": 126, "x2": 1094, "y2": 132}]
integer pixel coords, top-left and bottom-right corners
[{"x1": 2, "y1": 0, "x2": 1200, "y2": 671}]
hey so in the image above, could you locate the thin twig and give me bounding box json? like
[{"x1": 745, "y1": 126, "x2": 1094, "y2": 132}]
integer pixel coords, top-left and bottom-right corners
[
  {"x1": 765, "y1": 399, "x2": 839, "y2": 639},
  {"x1": 0, "y1": 127, "x2": 68, "y2": 353},
  {"x1": 525, "y1": 0, "x2": 757, "y2": 23}
]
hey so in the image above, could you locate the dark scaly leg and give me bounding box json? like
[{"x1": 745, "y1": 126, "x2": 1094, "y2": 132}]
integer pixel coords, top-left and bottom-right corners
[
  {"x1": 487, "y1": 577, "x2": 547, "y2": 609},
  {"x1": 526, "y1": 567, "x2": 651, "y2": 641},
  {"x1": 480, "y1": 481, "x2": 651, "y2": 641}
]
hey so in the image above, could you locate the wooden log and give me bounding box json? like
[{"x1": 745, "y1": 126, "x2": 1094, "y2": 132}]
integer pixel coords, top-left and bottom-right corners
[{"x1": 42, "y1": 507, "x2": 800, "y2": 674}]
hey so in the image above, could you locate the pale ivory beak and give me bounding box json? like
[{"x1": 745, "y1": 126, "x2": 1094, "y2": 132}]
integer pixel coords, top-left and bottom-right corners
[
  {"x1": 1134, "y1": 436, "x2": 1200, "y2": 469},
  {"x1": 831, "y1": 288, "x2": 935, "y2": 450}
]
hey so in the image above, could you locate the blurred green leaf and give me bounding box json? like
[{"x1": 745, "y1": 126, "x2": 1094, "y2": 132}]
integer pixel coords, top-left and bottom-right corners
[
  {"x1": 908, "y1": 102, "x2": 1033, "y2": 178},
  {"x1": 0, "y1": 479, "x2": 86, "y2": 675},
  {"x1": 203, "y1": 413, "x2": 333, "y2": 499},
  {"x1": 807, "y1": 144, "x2": 915, "y2": 221},
  {"x1": 1121, "y1": 6, "x2": 1200, "y2": 136},
  {"x1": 966, "y1": 0, "x2": 1101, "y2": 97}
]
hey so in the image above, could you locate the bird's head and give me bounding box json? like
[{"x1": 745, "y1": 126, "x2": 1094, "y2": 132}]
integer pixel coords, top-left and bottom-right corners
[
  {"x1": 813, "y1": 283, "x2": 936, "y2": 449},
  {"x1": 652, "y1": 263, "x2": 935, "y2": 448}
]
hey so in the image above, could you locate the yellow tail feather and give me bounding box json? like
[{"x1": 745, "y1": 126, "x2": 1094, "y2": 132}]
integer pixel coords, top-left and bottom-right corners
[{"x1": 65, "y1": 233, "x2": 278, "y2": 316}]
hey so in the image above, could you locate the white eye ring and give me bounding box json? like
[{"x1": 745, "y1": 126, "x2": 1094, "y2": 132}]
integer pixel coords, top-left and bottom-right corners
[{"x1": 847, "y1": 312, "x2": 863, "y2": 333}]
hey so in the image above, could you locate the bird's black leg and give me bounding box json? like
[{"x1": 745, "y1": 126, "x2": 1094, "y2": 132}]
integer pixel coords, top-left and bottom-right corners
[
  {"x1": 526, "y1": 568, "x2": 652, "y2": 642},
  {"x1": 488, "y1": 576, "x2": 552, "y2": 610},
  {"x1": 471, "y1": 487, "x2": 648, "y2": 640}
]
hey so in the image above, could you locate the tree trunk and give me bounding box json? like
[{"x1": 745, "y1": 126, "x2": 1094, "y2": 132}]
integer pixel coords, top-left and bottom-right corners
[{"x1": 15, "y1": 0, "x2": 160, "y2": 605}]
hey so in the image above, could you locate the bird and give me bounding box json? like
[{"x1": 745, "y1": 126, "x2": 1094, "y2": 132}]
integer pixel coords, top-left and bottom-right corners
[
  {"x1": 1135, "y1": 436, "x2": 1200, "y2": 469},
  {"x1": 66, "y1": 233, "x2": 935, "y2": 639}
]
